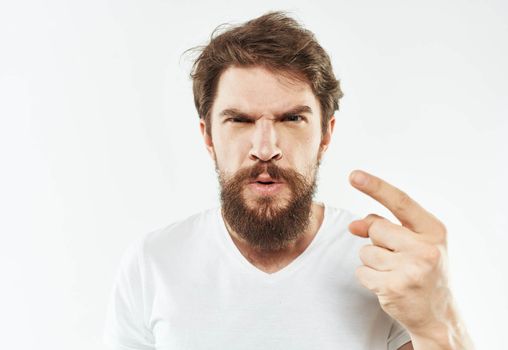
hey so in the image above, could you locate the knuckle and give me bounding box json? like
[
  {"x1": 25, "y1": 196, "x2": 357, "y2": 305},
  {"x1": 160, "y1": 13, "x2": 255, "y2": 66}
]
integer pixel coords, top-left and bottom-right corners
[
  {"x1": 355, "y1": 266, "x2": 376, "y2": 291},
  {"x1": 366, "y1": 213, "x2": 381, "y2": 220},
  {"x1": 422, "y1": 244, "x2": 441, "y2": 264},
  {"x1": 359, "y1": 244, "x2": 370, "y2": 260},
  {"x1": 403, "y1": 264, "x2": 425, "y2": 288},
  {"x1": 359, "y1": 245, "x2": 380, "y2": 265},
  {"x1": 368, "y1": 220, "x2": 391, "y2": 246},
  {"x1": 371, "y1": 178, "x2": 382, "y2": 194},
  {"x1": 365, "y1": 213, "x2": 384, "y2": 227},
  {"x1": 383, "y1": 281, "x2": 404, "y2": 297},
  {"x1": 368, "y1": 219, "x2": 380, "y2": 234},
  {"x1": 395, "y1": 191, "x2": 412, "y2": 211},
  {"x1": 369, "y1": 217, "x2": 387, "y2": 232},
  {"x1": 437, "y1": 220, "x2": 447, "y2": 233},
  {"x1": 434, "y1": 220, "x2": 448, "y2": 241}
]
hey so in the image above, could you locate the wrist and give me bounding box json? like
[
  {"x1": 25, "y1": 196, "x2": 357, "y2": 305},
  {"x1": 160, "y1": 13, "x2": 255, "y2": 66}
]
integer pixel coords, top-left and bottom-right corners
[
  {"x1": 407, "y1": 301, "x2": 474, "y2": 350},
  {"x1": 409, "y1": 324, "x2": 452, "y2": 350}
]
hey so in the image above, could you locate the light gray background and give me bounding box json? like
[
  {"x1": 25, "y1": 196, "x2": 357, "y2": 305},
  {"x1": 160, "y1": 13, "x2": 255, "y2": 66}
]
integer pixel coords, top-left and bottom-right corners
[{"x1": 1, "y1": 1, "x2": 506, "y2": 349}]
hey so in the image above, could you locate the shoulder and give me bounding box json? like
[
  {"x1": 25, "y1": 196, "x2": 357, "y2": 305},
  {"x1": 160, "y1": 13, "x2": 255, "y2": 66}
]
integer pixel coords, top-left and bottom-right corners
[
  {"x1": 321, "y1": 202, "x2": 363, "y2": 239},
  {"x1": 146, "y1": 206, "x2": 219, "y2": 244},
  {"x1": 323, "y1": 203, "x2": 362, "y2": 226},
  {"x1": 320, "y1": 202, "x2": 368, "y2": 251},
  {"x1": 125, "y1": 206, "x2": 220, "y2": 264}
]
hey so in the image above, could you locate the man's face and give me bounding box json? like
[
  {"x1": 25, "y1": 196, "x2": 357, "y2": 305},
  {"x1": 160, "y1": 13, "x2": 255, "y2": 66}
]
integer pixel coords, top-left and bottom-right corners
[{"x1": 200, "y1": 65, "x2": 334, "y2": 251}]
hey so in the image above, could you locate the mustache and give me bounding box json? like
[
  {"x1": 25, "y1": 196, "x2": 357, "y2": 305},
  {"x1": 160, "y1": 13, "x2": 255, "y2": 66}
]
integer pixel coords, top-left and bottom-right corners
[
  {"x1": 248, "y1": 162, "x2": 288, "y2": 182},
  {"x1": 216, "y1": 160, "x2": 316, "y2": 189},
  {"x1": 244, "y1": 158, "x2": 321, "y2": 183}
]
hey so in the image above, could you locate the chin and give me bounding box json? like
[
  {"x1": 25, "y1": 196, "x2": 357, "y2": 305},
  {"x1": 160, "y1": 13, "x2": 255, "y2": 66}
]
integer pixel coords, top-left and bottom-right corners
[{"x1": 246, "y1": 196, "x2": 292, "y2": 219}]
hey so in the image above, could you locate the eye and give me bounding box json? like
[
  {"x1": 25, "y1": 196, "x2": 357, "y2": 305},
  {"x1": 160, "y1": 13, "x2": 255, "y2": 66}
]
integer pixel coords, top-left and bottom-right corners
[
  {"x1": 227, "y1": 116, "x2": 252, "y2": 123},
  {"x1": 282, "y1": 114, "x2": 304, "y2": 122}
]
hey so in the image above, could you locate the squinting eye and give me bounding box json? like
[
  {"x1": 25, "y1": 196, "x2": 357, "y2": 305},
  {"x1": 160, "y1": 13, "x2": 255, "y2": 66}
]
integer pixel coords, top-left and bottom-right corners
[
  {"x1": 283, "y1": 115, "x2": 303, "y2": 122},
  {"x1": 229, "y1": 117, "x2": 251, "y2": 123}
]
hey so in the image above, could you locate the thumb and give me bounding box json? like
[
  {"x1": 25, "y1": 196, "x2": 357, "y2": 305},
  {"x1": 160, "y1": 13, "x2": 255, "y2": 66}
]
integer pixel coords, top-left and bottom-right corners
[{"x1": 349, "y1": 213, "x2": 385, "y2": 238}]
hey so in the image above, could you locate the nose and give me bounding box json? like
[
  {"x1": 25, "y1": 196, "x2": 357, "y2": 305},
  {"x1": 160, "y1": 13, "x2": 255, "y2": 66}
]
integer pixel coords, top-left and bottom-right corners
[{"x1": 248, "y1": 118, "x2": 282, "y2": 162}]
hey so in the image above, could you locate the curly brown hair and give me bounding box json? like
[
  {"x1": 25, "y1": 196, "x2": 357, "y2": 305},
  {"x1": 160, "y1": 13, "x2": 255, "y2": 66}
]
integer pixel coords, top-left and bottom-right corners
[{"x1": 186, "y1": 11, "x2": 343, "y2": 138}]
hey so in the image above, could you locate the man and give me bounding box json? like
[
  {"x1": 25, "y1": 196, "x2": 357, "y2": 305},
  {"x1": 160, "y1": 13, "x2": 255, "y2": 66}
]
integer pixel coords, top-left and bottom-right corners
[{"x1": 103, "y1": 11, "x2": 473, "y2": 350}]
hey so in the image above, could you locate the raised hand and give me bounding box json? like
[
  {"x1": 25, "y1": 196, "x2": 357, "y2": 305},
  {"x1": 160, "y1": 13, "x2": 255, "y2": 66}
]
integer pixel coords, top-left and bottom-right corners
[{"x1": 348, "y1": 170, "x2": 473, "y2": 350}]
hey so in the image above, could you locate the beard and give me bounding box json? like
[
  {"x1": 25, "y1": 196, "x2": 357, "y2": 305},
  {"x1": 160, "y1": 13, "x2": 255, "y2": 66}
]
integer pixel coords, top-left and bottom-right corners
[{"x1": 218, "y1": 161, "x2": 319, "y2": 253}]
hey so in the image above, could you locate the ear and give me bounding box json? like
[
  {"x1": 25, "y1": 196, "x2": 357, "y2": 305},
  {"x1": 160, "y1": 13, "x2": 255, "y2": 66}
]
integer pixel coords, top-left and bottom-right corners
[
  {"x1": 319, "y1": 115, "x2": 335, "y2": 156},
  {"x1": 199, "y1": 118, "x2": 215, "y2": 161}
]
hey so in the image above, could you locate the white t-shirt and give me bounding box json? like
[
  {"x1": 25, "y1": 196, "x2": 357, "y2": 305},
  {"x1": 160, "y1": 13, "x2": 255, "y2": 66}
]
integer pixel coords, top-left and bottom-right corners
[{"x1": 103, "y1": 203, "x2": 412, "y2": 350}]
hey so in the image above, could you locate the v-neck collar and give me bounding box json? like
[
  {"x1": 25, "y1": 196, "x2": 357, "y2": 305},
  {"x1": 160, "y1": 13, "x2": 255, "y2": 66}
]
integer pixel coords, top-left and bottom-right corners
[{"x1": 215, "y1": 202, "x2": 329, "y2": 282}]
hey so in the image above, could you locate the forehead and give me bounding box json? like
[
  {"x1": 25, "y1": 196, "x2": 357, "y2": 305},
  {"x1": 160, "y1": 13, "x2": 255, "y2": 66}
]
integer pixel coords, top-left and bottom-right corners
[{"x1": 211, "y1": 65, "x2": 319, "y2": 117}]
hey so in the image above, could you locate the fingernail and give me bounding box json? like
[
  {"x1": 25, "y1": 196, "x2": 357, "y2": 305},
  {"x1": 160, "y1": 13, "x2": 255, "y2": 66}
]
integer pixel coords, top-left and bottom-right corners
[{"x1": 351, "y1": 171, "x2": 368, "y2": 186}]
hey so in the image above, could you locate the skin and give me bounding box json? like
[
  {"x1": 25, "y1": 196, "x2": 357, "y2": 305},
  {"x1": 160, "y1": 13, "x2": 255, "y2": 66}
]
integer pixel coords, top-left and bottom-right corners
[
  {"x1": 349, "y1": 171, "x2": 474, "y2": 349},
  {"x1": 200, "y1": 65, "x2": 333, "y2": 271},
  {"x1": 199, "y1": 65, "x2": 473, "y2": 349}
]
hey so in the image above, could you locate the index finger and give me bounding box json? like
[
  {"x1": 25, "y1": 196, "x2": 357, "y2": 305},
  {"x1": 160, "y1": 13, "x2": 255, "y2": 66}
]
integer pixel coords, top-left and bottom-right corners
[{"x1": 349, "y1": 169, "x2": 438, "y2": 233}]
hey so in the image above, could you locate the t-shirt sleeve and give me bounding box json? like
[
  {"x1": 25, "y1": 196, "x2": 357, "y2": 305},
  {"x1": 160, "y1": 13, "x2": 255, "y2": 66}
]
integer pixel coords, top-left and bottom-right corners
[
  {"x1": 103, "y1": 238, "x2": 155, "y2": 350},
  {"x1": 387, "y1": 318, "x2": 412, "y2": 350}
]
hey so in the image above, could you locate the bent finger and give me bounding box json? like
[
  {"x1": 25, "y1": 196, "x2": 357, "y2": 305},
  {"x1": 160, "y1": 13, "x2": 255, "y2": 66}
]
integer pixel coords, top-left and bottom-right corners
[{"x1": 359, "y1": 244, "x2": 399, "y2": 271}]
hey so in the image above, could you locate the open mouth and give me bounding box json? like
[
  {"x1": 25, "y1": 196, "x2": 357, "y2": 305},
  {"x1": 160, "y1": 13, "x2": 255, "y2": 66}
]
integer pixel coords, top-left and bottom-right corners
[
  {"x1": 256, "y1": 180, "x2": 276, "y2": 185},
  {"x1": 248, "y1": 179, "x2": 284, "y2": 195}
]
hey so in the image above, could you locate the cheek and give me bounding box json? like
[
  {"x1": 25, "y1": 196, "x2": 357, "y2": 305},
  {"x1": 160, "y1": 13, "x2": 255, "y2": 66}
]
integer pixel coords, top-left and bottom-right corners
[
  {"x1": 280, "y1": 149, "x2": 317, "y2": 179},
  {"x1": 287, "y1": 134, "x2": 321, "y2": 163},
  {"x1": 213, "y1": 137, "x2": 250, "y2": 172}
]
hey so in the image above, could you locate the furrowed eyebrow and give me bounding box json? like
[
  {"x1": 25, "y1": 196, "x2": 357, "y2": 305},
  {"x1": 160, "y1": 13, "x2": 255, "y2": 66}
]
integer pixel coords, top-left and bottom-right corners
[
  {"x1": 278, "y1": 105, "x2": 313, "y2": 119},
  {"x1": 219, "y1": 105, "x2": 313, "y2": 119}
]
